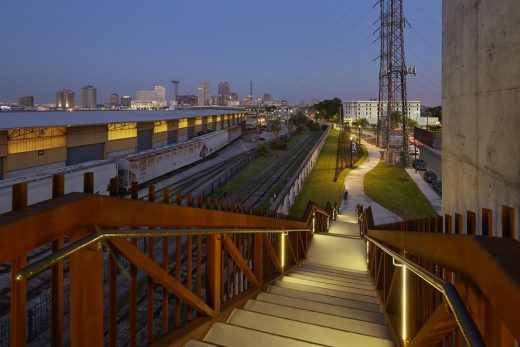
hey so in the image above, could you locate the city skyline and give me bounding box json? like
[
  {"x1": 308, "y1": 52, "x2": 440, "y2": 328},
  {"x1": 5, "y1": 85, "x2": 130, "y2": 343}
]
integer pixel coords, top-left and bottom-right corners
[{"x1": 0, "y1": 1, "x2": 441, "y2": 106}]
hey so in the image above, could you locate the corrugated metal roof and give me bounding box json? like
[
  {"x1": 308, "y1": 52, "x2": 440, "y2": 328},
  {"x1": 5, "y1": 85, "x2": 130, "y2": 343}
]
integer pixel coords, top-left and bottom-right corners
[{"x1": 0, "y1": 109, "x2": 244, "y2": 130}]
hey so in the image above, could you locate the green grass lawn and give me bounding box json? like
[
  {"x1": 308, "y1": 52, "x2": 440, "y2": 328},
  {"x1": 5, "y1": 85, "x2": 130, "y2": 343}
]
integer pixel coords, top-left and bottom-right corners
[
  {"x1": 289, "y1": 129, "x2": 368, "y2": 218},
  {"x1": 363, "y1": 161, "x2": 437, "y2": 219}
]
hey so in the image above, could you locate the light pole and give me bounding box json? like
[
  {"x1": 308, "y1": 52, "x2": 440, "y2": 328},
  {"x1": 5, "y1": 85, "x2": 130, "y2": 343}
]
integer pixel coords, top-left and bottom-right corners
[
  {"x1": 350, "y1": 136, "x2": 353, "y2": 167},
  {"x1": 358, "y1": 125, "x2": 361, "y2": 144}
]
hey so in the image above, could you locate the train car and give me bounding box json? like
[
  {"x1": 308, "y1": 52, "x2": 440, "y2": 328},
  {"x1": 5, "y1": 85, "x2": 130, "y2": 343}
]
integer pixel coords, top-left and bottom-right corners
[
  {"x1": 227, "y1": 125, "x2": 242, "y2": 143},
  {"x1": 117, "y1": 138, "x2": 204, "y2": 191},
  {"x1": 0, "y1": 160, "x2": 117, "y2": 214},
  {"x1": 199, "y1": 129, "x2": 229, "y2": 159}
]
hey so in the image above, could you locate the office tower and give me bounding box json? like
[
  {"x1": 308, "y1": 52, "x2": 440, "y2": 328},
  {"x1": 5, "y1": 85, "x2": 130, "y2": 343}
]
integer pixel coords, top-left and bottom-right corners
[
  {"x1": 263, "y1": 93, "x2": 272, "y2": 102},
  {"x1": 81, "y1": 85, "x2": 97, "y2": 109},
  {"x1": 109, "y1": 93, "x2": 120, "y2": 106},
  {"x1": 18, "y1": 96, "x2": 34, "y2": 107},
  {"x1": 121, "y1": 96, "x2": 132, "y2": 108},
  {"x1": 56, "y1": 90, "x2": 75, "y2": 109},
  {"x1": 197, "y1": 81, "x2": 211, "y2": 106},
  {"x1": 155, "y1": 85, "x2": 166, "y2": 107},
  {"x1": 217, "y1": 81, "x2": 231, "y2": 106}
]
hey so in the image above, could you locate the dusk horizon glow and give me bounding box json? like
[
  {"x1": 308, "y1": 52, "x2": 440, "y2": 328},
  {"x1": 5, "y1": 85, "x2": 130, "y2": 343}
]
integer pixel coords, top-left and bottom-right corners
[{"x1": 0, "y1": 0, "x2": 441, "y2": 106}]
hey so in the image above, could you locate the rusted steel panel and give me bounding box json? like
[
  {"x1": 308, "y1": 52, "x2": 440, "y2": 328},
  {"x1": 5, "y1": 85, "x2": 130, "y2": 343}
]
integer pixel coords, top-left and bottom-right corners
[
  {"x1": 51, "y1": 239, "x2": 64, "y2": 347},
  {"x1": 109, "y1": 253, "x2": 117, "y2": 347},
  {"x1": 11, "y1": 255, "x2": 27, "y2": 347},
  {"x1": 263, "y1": 234, "x2": 282, "y2": 274},
  {"x1": 110, "y1": 238, "x2": 215, "y2": 318},
  {"x1": 206, "y1": 234, "x2": 221, "y2": 314},
  {"x1": 222, "y1": 234, "x2": 260, "y2": 288}
]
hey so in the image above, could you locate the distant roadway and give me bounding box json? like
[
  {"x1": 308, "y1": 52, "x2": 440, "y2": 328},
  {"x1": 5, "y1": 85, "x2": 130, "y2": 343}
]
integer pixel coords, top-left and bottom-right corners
[{"x1": 415, "y1": 142, "x2": 442, "y2": 179}]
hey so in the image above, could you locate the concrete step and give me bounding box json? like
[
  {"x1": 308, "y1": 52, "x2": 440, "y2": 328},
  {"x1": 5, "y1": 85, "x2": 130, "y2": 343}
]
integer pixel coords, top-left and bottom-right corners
[
  {"x1": 270, "y1": 282, "x2": 381, "y2": 311},
  {"x1": 184, "y1": 339, "x2": 221, "y2": 347},
  {"x1": 301, "y1": 263, "x2": 371, "y2": 279},
  {"x1": 203, "y1": 322, "x2": 321, "y2": 347},
  {"x1": 297, "y1": 266, "x2": 373, "y2": 283},
  {"x1": 256, "y1": 292, "x2": 387, "y2": 325},
  {"x1": 287, "y1": 272, "x2": 376, "y2": 291},
  {"x1": 243, "y1": 299, "x2": 394, "y2": 340},
  {"x1": 292, "y1": 268, "x2": 374, "y2": 285},
  {"x1": 227, "y1": 308, "x2": 394, "y2": 347},
  {"x1": 279, "y1": 277, "x2": 379, "y2": 302}
]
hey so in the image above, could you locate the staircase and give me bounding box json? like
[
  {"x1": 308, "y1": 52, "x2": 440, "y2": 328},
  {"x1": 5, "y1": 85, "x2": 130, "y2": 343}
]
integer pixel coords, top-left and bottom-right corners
[{"x1": 184, "y1": 225, "x2": 396, "y2": 347}]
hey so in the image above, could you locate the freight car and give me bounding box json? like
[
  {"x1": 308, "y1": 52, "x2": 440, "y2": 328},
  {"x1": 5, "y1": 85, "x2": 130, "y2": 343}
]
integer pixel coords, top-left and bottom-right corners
[{"x1": 0, "y1": 160, "x2": 117, "y2": 214}]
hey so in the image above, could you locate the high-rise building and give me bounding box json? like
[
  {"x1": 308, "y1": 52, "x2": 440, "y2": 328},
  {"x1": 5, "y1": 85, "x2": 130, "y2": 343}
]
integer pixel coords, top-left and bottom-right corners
[
  {"x1": 109, "y1": 93, "x2": 120, "y2": 106},
  {"x1": 263, "y1": 93, "x2": 272, "y2": 102},
  {"x1": 121, "y1": 96, "x2": 132, "y2": 108},
  {"x1": 133, "y1": 85, "x2": 167, "y2": 108},
  {"x1": 198, "y1": 81, "x2": 211, "y2": 106},
  {"x1": 155, "y1": 86, "x2": 166, "y2": 107},
  {"x1": 81, "y1": 85, "x2": 97, "y2": 109},
  {"x1": 18, "y1": 96, "x2": 34, "y2": 107},
  {"x1": 56, "y1": 89, "x2": 75, "y2": 109},
  {"x1": 217, "y1": 81, "x2": 231, "y2": 106}
]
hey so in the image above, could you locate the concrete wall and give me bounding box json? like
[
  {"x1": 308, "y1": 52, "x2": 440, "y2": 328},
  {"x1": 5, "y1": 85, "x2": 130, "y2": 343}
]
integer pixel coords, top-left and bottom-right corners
[{"x1": 443, "y1": 0, "x2": 520, "y2": 238}]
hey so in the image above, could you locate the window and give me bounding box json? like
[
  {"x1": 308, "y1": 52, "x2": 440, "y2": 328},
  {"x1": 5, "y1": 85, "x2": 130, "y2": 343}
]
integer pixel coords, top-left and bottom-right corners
[
  {"x1": 108, "y1": 123, "x2": 137, "y2": 141},
  {"x1": 8, "y1": 127, "x2": 66, "y2": 154}
]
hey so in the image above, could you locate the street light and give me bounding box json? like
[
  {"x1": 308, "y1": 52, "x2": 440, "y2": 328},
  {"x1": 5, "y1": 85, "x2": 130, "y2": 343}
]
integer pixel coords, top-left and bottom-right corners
[
  {"x1": 358, "y1": 124, "x2": 361, "y2": 144},
  {"x1": 350, "y1": 136, "x2": 353, "y2": 167}
]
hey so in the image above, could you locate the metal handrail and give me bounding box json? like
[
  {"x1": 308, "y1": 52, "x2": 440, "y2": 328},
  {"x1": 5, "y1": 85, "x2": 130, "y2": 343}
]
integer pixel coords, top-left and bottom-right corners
[
  {"x1": 17, "y1": 227, "x2": 309, "y2": 281},
  {"x1": 364, "y1": 234, "x2": 486, "y2": 347}
]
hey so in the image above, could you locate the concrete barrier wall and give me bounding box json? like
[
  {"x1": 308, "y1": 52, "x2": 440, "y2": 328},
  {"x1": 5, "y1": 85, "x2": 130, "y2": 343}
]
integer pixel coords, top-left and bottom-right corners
[{"x1": 270, "y1": 127, "x2": 330, "y2": 215}]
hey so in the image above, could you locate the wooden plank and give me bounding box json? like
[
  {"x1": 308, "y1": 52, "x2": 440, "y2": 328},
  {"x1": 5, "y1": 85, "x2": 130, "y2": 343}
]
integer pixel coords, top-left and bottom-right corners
[
  {"x1": 175, "y1": 236, "x2": 181, "y2": 326},
  {"x1": 253, "y1": 234, "x2": 264, "y2": 283},
  {"x1": 110, "y1": 238, "x2": 215, "y2": 317},
  {"x1": 108, "y1": 252, "x2": 118, "y2": 347},
  {"x1": 69, "y1": 238, "x2": 104, "y2": 346},
  {"x1": 206, "y1": 234, "x2": 221, "y2": 314},
  {"x1": 11, "y1": 255, "x2": 27, "y2": 347},
  {"x1": 262, "y1": 234, "x2": 283, "y2": 274},
  {"x1": 222, "y1": 234, "x2": 260, "y2": 288},
  {"x1": 51, "y1": 239, "x2": 64, "y2": 347}
]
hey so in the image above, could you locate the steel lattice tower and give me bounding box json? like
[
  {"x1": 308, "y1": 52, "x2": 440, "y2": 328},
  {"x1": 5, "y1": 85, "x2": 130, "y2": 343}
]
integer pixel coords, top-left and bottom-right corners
[{"x1": 377, "y1": 0, "x2": 414, "y2": 165}]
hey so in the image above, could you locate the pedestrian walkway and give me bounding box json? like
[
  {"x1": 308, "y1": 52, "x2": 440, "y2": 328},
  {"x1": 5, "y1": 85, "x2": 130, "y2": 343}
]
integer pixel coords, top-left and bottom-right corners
[
  {"x1": 405, "y1": 169, "x2": 443, "y2": 215},
  {"x1": 339, "y1": 140, "x2": 401, "y2": 228}
]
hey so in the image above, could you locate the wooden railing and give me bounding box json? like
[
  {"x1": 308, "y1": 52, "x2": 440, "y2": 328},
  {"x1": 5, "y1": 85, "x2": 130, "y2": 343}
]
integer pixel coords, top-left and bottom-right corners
[
  {"x1": 0, "y1": 173, "x2": 330, "y2": 346},
  {"x1": 360, "y1": 206, "x2": 520, "y2": 347}
]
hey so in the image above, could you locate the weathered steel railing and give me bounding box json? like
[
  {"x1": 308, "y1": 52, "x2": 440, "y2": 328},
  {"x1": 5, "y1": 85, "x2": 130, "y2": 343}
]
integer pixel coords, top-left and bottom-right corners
[
  {"x1": 0, "y1": 173, "x2": 329, "y2": 346},
  {"x1": 360, "y1": 206, "x2": 520, "y2": 347}
]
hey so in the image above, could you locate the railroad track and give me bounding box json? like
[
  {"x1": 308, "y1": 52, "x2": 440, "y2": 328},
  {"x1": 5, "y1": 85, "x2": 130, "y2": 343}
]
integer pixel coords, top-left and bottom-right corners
[{"x1": 234, "y1": 133, "x2": 321, "y2": 208}]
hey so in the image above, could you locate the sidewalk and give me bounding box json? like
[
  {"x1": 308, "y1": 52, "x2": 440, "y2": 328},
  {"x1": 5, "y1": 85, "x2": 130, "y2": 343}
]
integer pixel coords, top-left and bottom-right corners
[
  {"x1": 334, "y1": 140, "x2": 401, "y2": 235},
  {"x1": 405, "y1": 169, "x2": 443, "y2": 215}
]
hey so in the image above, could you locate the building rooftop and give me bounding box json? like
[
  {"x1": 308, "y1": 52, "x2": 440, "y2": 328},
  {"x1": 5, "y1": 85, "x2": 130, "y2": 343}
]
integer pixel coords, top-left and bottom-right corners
[{"x1": 0, "y1": 108, "x2": 244, "y2": 130}]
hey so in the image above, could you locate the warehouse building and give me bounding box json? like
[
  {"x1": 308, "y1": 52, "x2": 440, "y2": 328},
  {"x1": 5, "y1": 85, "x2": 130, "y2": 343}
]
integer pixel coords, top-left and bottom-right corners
[{"x1": 0, "y1": 109, "x2": 245, "y2": 179}]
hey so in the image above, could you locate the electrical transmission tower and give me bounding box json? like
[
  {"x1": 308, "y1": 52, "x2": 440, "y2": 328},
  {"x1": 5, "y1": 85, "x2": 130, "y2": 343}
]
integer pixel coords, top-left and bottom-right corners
[{"x1": 377, "y1": 0, "x2": 415, "y2": 166}]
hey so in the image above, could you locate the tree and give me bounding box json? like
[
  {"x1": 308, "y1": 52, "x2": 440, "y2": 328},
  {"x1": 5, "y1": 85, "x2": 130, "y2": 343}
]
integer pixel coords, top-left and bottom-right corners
[
  {"x1": 272, "y1": 117, "x2": 282, "y2": 142},
  {"x1": 356, "y1": 118, "x2": 370, "y2": 128},
  {"x1": 313, "y1": 98, "x2": 343, "y2": 122},
  {"x1": 407, "y1": 117, "x2": 418, "y2": 128},
  {"x1": 290, "y1": 111, "x2": 308, "y2": 126}
]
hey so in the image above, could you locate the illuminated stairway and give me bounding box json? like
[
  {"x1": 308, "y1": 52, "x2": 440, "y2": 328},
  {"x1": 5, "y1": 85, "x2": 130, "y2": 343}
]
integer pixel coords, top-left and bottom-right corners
[{"x1": 184, "y1": 225, "x2": 395, "y2": 346}]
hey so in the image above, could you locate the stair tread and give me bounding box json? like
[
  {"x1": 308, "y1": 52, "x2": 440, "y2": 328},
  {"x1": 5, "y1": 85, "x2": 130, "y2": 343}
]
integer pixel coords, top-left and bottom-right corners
[
  {"x1": 291, "y1": 269, "x2": 374, "y2": 284},
  {"x1": 286, "y1": 272, "x2": 376, "y2": 291},
  {"x1": 204, "y1": 322, "x2": 322, "y2": 347},
  {"x1": 256, "y1": 292, "x2": 387, "y2": 324},
  {"x1": 243, "y1": 299, "x2": 393, "y2": 340},
  {"x1": 227, "y1": 308, "x2": 394, "y2": 346},
  {"x1": 277, "y1": 279, "x2": 379, "y2": 304},
  {"x1": 267, "y1": 284, "x2": 381, "y2": 312},
  {"x1": 184, "y1": 339, "x2": 222, "y2": 347},
  {"x1": 301, "y1": 263, "x2": 371, "y2": 278}
]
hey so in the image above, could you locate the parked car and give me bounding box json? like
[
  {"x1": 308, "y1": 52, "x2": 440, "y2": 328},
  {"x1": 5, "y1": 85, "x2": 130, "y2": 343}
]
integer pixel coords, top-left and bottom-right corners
[
  {"x1": 432, "y1": 179, "x2": 442, "y2": 195},
  {"x1": 412, "y1": 159, "x2": 427, "y2": 170},
  {"x1": 423, "y1": 170, "x2": 437, "y2": 184}
]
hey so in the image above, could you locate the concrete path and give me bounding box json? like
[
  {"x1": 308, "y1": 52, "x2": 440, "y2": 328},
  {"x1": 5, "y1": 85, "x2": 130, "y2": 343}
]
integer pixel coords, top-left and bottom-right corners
[
  {"x1": 339, "y1": 140, "x2": 401, "y2": 227},
  {"x1": 405, "y1": 169, "x2": 443, "y2": 215}
]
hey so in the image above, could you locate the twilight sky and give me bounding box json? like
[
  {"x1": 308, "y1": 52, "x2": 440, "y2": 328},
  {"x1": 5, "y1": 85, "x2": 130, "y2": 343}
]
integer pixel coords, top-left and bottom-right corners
[{"x1": 0, "y1": 0, "x2": 441, "y2": 106}]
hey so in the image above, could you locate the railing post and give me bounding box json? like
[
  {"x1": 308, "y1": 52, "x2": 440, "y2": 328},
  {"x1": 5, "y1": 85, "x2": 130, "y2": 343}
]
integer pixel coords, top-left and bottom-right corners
[
  {"x1": 69, "y1": 228, "x2": 104, "y2": 346},
  {"x1": 206, "y1": 234, "x2": 222, "y2": 314},
  {"x1": 52, "y1": 175, "x2": 65, "y2": 347},
  {"x1": 11, "y1": 183, "x2": 27, "y2": 347},
  {"x1": 254, "y1": 234, "x2": 264, "y2": 285},
  {"x1": 83, "y1": 172, "x2": 94, "y2": 194}
]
